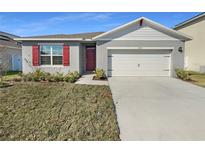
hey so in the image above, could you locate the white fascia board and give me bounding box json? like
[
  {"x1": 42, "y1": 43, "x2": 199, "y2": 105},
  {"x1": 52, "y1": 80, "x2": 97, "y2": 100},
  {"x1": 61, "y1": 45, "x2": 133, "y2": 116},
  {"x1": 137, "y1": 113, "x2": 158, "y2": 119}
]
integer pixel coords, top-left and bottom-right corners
[
  {"x1": 107, "y1": 47, "x2": 174, "y2": 50},
  {"x1": 83, "y1": 39, "x2": 94, "y2": 41},
  {"x1": 93, "y1": 17, "x2": 143, "y2": 40},
  {"x1": 144, "y1": 17, "x2": 192, "y2": 40},
  {"x1": 141, "y1": 47, "x2": 174, "y2": 50},
  {"x1": 93, "y1": 17, "x2": 192, "y2": 41},
  {"x1": 175, "y1": 13, "x2": 205, "y2": 29},
  {"x1": 14, "y1": 38, "x2": 83, "y2": 41},
  {"x1": 96, "y1": 38, "x2": 178, "y2": 41},
  {"x1": 107, "y1": 47, "x2": 140, "y2": 50}
]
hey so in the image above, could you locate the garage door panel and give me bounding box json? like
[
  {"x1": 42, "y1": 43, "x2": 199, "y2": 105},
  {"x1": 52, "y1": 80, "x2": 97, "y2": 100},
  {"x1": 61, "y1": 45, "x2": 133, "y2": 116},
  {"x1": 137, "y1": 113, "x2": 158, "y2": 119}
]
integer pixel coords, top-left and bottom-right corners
[
  {"x1": 110, "y1": 59, "x2": 170, "y2": 65},
  {"x1": 110, "y1": 64, "x2": 169, "y2": 69},
  {"x1": 108, "y1": 49, "x2": 171, "y2": 55},
  {"x1": 108, "y1": 50, "x2": 171, "y2": 77},
  {"x1": 109, "y1": 59, "x2": 170, "y2": 68},
  {"x1": 108, "y1": 70, "x2": 170, "y2": 76},
  {"x1": 110, "y1": 56, "x2": 170, "y2": 60}
]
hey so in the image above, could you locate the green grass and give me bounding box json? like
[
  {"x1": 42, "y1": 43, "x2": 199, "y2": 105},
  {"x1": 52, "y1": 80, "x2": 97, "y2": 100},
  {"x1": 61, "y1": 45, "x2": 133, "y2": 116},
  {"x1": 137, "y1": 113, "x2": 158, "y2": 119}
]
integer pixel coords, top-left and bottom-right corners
[
  {"x1": 184, "y1": 70, "x2": 205, "y2": 87},
  {"x1": 189, "y1": 74, "x2": 205, "y2": 87},
  {"x1": 0, "y1": 83, "x2": 120, "y2": 141},
  {"x1": 175, "y1": 69, "x2": 205, "y2": 88},
  {"x1": 2, "y1": 71, "x2": 21, "y2": 81}
]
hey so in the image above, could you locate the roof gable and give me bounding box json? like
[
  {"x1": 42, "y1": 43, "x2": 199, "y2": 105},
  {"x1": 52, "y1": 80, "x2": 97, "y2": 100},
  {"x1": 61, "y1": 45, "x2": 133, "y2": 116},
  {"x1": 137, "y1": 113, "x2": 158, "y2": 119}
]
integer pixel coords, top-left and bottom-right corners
[
  {"x1": 93, "y1": 17, "x2": 192, "y2": 41},
  {"x1": 95, "y1": 22, "x2": 178, "y2": 41}
]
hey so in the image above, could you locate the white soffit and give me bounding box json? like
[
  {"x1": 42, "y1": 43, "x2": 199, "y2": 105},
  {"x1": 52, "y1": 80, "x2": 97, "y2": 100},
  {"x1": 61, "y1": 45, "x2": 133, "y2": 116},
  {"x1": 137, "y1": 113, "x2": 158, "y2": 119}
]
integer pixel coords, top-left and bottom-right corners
[{"x1": 107, "y1": 47, "x2": 174, "y2": 50}]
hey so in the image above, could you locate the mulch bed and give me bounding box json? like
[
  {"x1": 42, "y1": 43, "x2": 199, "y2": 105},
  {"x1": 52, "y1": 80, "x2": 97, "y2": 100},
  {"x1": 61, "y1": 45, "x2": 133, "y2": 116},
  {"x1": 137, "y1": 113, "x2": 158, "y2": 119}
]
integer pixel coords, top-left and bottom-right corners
[{"x1": 93, "y1": 76, "x2": 108, "y2": 81}]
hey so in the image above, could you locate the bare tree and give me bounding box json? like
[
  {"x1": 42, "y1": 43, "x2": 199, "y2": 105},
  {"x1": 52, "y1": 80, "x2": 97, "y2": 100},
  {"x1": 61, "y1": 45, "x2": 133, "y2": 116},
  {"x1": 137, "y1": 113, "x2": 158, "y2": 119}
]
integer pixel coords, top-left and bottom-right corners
[{"x1": 0, "y1": 46, "x2": 10, "y2": 82}]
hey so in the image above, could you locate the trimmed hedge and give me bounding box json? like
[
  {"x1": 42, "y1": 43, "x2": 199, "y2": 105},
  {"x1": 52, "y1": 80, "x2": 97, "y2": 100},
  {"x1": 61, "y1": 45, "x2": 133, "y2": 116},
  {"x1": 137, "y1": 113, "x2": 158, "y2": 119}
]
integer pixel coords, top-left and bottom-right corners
[{"x1": 21, "y1": 69, "x2": 80, "y2": 83}]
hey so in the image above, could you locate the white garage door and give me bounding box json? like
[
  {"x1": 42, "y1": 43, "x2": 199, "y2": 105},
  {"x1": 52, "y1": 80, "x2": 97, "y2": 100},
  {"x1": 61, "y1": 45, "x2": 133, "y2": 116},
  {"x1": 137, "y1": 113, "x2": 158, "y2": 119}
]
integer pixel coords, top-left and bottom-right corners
[{"x1": 108, "y1": 49, "x2": 171, "y2": 77}]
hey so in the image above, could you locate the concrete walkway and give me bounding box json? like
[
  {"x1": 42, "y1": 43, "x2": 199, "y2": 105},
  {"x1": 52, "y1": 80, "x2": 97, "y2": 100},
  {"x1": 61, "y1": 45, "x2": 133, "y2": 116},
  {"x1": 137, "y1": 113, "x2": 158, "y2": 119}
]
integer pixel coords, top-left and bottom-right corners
[
  {"x1": 75, "y1": 74, "x2": 108, "y2": 86},
  {"x1": 109, "y1": 77, "x2": 205, "y2": 140}
]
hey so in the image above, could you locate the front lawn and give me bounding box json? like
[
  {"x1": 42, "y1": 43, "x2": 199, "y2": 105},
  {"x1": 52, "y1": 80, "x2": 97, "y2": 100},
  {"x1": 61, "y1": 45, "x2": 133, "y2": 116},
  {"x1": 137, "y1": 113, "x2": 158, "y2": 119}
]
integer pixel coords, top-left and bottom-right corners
[
  {"x1": 2, "y1": 71, "x2": 21, "y2": 81},
  {"x1": 175, "y1": 69, "x2": 205, "y2": 88},
  {"x1": 189, "y1": 74, "x2": 205, "y2": 87},
  {"x1": 0, "y1": 83, "x2": 120, "y2": 141}
]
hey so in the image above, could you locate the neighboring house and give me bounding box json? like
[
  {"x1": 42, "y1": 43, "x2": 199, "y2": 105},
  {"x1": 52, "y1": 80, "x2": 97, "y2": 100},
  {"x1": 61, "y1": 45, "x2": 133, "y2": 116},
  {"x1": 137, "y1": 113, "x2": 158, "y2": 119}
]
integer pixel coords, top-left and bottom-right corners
[
  {"x1": 174, "y1": 13, "x2": 205, "y2": 72},
  {"x1": 0, "y1": 31, "x2": 22, "y2": 71},
  {"x1": 15, "y1": 17, "x2": 191, "y2": 77}
]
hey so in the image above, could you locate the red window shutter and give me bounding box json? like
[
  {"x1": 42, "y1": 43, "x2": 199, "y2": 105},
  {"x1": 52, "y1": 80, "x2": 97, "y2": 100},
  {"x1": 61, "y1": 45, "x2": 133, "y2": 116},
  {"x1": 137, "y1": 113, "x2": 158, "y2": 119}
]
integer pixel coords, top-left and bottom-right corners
[
  {"x1": 32, "y1": 45, "x2": 40, "y2": 66},
  {"x1": 63, "y1": 45, "x2": 70, "y2": 66}
]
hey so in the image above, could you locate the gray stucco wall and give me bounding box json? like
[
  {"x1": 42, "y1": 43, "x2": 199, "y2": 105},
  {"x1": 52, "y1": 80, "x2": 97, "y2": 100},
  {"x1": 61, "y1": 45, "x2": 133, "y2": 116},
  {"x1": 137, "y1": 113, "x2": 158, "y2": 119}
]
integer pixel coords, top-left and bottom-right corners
[
  {"x1": 96, "y1": 40, "x2": 185, "y2": 77},
  {"x1": 22, "y1": 41, "x2": 81, "y2": 74},
  {"x1": 79, "y1": 44, "x2": 85, "y2": 74}
]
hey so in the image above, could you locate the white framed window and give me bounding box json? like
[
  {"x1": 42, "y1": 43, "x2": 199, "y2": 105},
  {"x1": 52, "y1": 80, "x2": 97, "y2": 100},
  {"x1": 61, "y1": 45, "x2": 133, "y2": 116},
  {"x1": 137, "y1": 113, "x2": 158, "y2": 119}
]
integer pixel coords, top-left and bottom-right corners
[{"x1": 40, "y1": 45, "x2": 63, "y2": 66}]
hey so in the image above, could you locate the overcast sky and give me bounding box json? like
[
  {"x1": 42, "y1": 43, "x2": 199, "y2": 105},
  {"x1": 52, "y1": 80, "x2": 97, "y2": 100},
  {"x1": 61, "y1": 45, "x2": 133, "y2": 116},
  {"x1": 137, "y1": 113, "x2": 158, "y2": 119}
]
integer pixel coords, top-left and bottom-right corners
[{"x1": 0, "y1": 12, "x2": 200, "y2": 37}]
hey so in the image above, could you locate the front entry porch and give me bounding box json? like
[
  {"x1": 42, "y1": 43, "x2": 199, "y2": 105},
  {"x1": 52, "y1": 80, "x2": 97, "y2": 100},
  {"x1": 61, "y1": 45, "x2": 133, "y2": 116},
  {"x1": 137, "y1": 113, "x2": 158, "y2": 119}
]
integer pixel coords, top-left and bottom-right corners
[{"x1": 75, "y1": 73, "x2": 108, "y2": 85}]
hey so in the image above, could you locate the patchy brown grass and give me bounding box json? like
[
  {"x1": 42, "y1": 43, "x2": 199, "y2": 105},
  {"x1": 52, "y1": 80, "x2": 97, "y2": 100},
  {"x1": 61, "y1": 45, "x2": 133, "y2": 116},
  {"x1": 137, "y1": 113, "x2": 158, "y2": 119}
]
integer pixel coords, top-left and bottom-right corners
[
  {"x1": 0, "y1": 83, "x2": 120, "y2": 141},
  {"x1": 189, "y1": 74, "x2": 205, "y2": 87},
  {"x1": 175, "y1": 69, "x2": 205, "y2": 88}
]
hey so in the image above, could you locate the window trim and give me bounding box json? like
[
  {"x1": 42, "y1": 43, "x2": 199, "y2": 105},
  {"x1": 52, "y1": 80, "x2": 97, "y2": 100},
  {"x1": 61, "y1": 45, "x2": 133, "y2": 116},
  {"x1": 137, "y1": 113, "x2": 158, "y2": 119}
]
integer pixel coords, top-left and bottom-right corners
[{"x1": 40, "y1": 45, "x2": 63, "y2": 66}]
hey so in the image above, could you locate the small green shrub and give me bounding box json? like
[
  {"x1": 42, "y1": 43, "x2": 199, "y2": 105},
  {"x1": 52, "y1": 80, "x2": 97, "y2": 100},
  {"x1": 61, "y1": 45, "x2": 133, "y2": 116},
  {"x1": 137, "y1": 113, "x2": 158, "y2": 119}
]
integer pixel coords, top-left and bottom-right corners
[
  {"x1": 94, "y1": 68, "x2": 106, "y2": 80},
  {"x1": 64, "y1": 75, "x2": 76, "y2": 83},
  {"x1": 53, "y1": 72, "x2": 64, "y2": 82},
  {"x1": 21, "y1": 70, "x2": 46, "y2": 82},
  {"x1": 73, "y1": 71, "x2": 81, "y2": 79},
  {"x1": 64, "y1": 75, "x2": 70, "y2": 82},
  {"x1": 21, "y1": 70, "x2": 80, "y2": 83},
  {"x1": 22, "y1": 73, "x2": 33, "y2": 82},
  {"x1": 64, "y1": 71, "x2": 80, "y2": 83},
  {"x1": 175, "y1": 69, "x2": 190, "y2": 81},
  {"x1": 39, "y1": 72, "x2": 47, "y2": 81},
  {"x1": 44, "y1": 73, "x2": 54, "y2": 82},
  {"x1": 28, "y1": 69, "x2": 48, "y2": 81}
]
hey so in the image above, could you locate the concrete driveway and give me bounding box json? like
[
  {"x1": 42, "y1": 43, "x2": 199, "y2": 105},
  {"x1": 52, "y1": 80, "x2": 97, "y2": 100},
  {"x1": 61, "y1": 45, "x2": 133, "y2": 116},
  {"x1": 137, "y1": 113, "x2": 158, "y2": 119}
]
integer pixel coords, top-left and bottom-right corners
[{"x1": 108, "y1": 77, "x2": 205, "y2": 140}]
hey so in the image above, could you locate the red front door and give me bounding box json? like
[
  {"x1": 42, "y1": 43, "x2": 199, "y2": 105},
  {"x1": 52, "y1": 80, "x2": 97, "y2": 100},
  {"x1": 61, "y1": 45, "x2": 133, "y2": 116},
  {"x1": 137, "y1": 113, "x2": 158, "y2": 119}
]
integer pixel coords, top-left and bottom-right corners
[{"x1": 86, "y1": 47, "x2": 96, "y2": 71}]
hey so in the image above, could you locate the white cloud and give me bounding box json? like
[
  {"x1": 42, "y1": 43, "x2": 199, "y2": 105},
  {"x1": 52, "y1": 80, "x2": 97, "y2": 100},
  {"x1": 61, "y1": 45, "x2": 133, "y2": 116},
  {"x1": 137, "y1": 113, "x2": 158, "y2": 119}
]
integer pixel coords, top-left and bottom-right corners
[
  {"x1": 10, "y1": 13, "x2": 114, "y2": 36},
  {"x1": 48, "y1": 13, "x2": 112, "y2": 23}
]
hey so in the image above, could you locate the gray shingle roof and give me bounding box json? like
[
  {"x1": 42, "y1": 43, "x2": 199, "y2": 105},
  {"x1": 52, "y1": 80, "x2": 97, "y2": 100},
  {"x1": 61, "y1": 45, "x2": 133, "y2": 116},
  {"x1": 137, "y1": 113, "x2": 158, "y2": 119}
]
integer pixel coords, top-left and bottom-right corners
[
  {"x1": 0, "y1": 31, "x2": 20, "y2": 38},
  {"x1": 24, "y1": 32, "x2": 104, "y2": 39},
  {"x1": 0, "y1": 39, "x2": 21, "y2": 48},
  {"x1": 0, "y1": 31, "x2": 21, "y2": 48}
]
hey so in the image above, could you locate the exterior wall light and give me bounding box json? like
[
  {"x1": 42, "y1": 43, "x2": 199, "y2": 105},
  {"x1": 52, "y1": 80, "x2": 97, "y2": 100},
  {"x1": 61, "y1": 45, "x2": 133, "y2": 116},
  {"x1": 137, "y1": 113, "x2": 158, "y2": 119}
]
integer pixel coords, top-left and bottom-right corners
[{"x1": 178, "y1": 47, "x2": 183, "y2": 53}]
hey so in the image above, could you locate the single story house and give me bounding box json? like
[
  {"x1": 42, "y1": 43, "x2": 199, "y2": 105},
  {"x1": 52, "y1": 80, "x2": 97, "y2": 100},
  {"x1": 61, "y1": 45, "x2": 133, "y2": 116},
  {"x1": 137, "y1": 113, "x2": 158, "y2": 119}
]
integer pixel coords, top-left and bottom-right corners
[
  {"x1": 15, "y1": 17, "x2": 191, "y2": 77},
  {"x1": 0, "y1": 31, "x2": 22, "y2": 71},
  {"x1": 174, "y1": 13, "x2": 205, "y2": 72}
]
